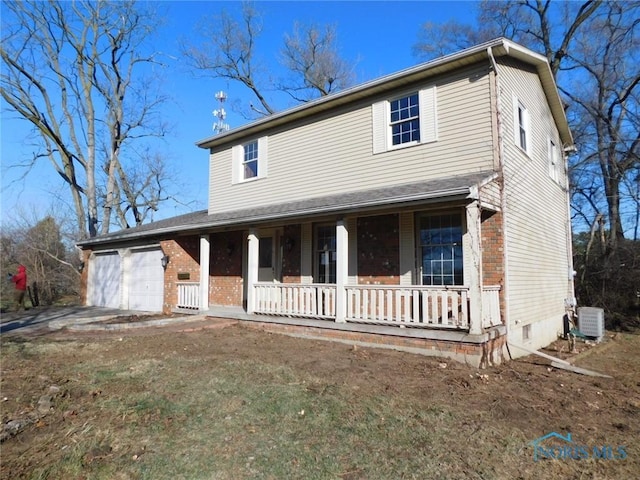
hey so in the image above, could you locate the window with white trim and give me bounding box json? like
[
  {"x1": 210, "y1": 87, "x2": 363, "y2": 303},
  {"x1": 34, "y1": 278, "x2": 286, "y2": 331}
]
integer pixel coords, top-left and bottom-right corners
[
  {"x1": 514, "y1": 98, "x2": 531, "y2": 155},
  {"x1": 390, "y1": 93, "x2": 420, "y2": 146},
  {"x1": 548, "y1": 137, "x2": 559, "y2": 182},
  {"x1": 417, "y1": 212, "x2": 463, "y2": 286},
  {"x1": 232, "y1": 136, "x2": 268, "y2": 183},
  {"x1": 243, "y1": 140, "x2": 258, "y2": 179},
  {"x1": 314, "y1": 224, "x2": 336, "y2": 284},
  {"x1": 372, "y1": 86, "x2": 437, "y2": 154}
]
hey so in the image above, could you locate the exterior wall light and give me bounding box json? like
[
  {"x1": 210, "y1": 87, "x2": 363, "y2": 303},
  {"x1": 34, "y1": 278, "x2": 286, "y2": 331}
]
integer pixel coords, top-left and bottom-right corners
[{"x1": 161, "y1": 254, "x2": 170, "y2": 269}]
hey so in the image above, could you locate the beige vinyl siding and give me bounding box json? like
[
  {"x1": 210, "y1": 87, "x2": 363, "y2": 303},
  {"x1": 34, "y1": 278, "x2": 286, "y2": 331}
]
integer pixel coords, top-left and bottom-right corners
[
  {"x1": 208, "y1": 63, "x2": 496, "y2": 214},
  {"x1": 497, "y1": 57, "x2": 572, "y2": 344},
  {"x1": 478, "y1": 179, "x2": 501, "y2": 210}
]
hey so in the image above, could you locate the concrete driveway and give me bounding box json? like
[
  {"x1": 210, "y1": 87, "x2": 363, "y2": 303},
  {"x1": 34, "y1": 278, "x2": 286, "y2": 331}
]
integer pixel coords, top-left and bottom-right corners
[{"x1": 0, "y1": 306, "x2": 144, "y2": 335}]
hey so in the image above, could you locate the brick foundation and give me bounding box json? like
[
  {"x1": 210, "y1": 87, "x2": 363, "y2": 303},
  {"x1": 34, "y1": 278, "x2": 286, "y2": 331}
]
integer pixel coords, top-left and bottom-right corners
[{"x1": 236, "y1": 318, "x2": 507, "y2": 368}]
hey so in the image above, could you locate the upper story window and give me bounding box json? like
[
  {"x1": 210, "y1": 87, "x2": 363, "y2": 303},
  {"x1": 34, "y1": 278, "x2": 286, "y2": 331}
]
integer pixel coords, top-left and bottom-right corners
[
  {"x1": 243, "y1": 140, "x2": 258, "y2": 179},
  {"x1": 548, "y1": 137, "x2": 560, "y2": 183},
  {"x1": 232, "y1": 136, "x2": 268, "y2": 184},
  {"x1": 372, "y1": 86, "x2": 437, "y2": 154},
  {"x1": 390, "y1": 93, "x2": 420, "y2": 146},
  {"x1": 514, "y1": 98, "x2": 531, "y2": 156}
]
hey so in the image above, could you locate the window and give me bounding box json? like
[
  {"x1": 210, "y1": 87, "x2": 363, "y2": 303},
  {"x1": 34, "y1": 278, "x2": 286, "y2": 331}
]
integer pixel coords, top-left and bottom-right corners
[
  {"x1": 417, "y1": 213, "x2": 463, "y2": 286},
  {"x1": 258, "y1": 237, "x2": 273, "y2": 269},
  {"x1": 314, "y1": 225, "x2": 336, "y2": 283},
  {"x1": 390, "y1": 93, "x2": 420, "y2": 146},
  {"x1": 372, "y1": 86, "x2": 437, "y2": 154},
  {"x1": 548, "y1": 138, "x2": 559, "y2": 182},
  {"x1": 243, "y1": 140, "x2": 258, "y2": 179},
  {"x1": 232, "y1": 137, "x2": 268, "y2": 183},
  {"x1": 515, "y1": 99, "x2": 531, "y2": 155}
]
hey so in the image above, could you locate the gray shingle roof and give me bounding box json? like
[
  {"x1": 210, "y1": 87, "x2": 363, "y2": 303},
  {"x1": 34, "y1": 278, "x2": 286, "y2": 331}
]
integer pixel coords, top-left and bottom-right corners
[{"x1": 78, "y1": 171, "x2": 494, "y2": 247}]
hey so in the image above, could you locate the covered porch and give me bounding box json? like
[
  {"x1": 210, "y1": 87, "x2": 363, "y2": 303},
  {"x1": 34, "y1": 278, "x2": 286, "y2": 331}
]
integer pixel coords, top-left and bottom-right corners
[{"x1": 174, "y1": 198, "x2": 503, "y2": 336}]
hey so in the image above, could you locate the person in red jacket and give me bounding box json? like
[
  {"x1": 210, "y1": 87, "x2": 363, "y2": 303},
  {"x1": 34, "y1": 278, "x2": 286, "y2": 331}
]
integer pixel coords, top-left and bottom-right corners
[{"x1": 10, "y1": 265, "x2": 27, "y2": 311}]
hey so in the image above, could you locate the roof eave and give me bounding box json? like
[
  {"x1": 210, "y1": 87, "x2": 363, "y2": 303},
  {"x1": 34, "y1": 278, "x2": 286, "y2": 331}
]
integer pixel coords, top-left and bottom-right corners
[
  {"x1": 196, "y1": 37, "x2": 573, "y2": 151},
  {"x1": 77, "y1": 184, "x2": 481, "y2": 248},
  {"x1": 499, "y1": 40, "x2": 574, "y2": 148}
]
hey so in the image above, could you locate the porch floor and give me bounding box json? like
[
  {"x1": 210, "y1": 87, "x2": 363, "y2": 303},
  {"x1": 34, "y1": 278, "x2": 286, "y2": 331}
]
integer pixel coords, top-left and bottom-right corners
[{"x1": 195, "y1": 306, "x2": 507, "y2": 367}]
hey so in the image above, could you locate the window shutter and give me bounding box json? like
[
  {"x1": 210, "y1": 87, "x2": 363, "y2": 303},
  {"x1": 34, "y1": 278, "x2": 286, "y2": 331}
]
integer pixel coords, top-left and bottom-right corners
[
  {"x1": 419, "y1": 86, "x2": 437, "y2": 143},
  {"x1": 231, "y1": 145, "x2": 242, "y2": 184},
  {"x1": 399, "y1": 212, "x2": 415, "y2": 285},
  {"x1": 258, "y1": 136, "x2": 268, "y2": 178},
  {"x1": 372, "y1": 101, "x2": 387, "y2": 154}
]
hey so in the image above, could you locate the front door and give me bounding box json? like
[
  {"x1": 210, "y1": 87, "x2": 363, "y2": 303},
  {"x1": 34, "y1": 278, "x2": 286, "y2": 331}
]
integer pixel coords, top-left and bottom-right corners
[{"x1": 258, "y1": 229, "x2": 281, "y2": 282}]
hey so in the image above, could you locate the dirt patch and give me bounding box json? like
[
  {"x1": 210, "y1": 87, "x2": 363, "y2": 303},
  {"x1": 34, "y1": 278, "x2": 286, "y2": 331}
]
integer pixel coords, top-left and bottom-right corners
[
  {"x1": 1, "y1": 321, "x2": 638, "y2": 479},
  {"x1": 97, "y1": 313, "x2": 182, "y2": 325}
]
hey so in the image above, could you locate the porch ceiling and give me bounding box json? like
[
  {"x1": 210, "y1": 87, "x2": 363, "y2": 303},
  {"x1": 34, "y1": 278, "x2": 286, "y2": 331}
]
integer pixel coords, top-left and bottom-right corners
[{"x1": 78, "y1": 171, "x2": 495, "y2": 247}]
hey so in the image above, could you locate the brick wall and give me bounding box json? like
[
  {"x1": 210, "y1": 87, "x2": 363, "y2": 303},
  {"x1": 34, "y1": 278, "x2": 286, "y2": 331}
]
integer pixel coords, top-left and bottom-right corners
[
  {"x1": 481, "y1": 210, "x2": 504, "y2": 285},
  {"x1": 357, "y1": 214, "x2": 400, "y2": 285},
  {"x1": 161, "y1": 237, "x2": 200, "y2": 313},
  {"x1": 282, "y1": 224, "x2": 301, "y2": 283},
  {"x1": 209, "y1": 231, "x2": 244, "y2": 307},
  {"x1": 481, "y1": 210, "x2": 506, "y2": 323}
]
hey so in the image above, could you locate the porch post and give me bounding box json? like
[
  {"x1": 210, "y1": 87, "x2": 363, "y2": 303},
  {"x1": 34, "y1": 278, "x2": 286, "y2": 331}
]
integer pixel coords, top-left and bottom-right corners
[
  {"x1": 199, "y1": 235, "x2": 210, "y2": 310},
  {"x1": 246, "y1": 229, "x2": 259, "y2": 314},
  {"x1": 335, "y1": 219, "x2": 348, "y2": 323},
  {"x1": 466, "y1": 201, "x2": 483, "y2": 335}
]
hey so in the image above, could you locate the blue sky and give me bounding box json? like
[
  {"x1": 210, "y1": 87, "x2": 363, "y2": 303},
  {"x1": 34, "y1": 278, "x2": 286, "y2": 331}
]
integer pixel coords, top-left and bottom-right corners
[{"x1": 0, "y1": 1, "x2": 479, "y2": 228}]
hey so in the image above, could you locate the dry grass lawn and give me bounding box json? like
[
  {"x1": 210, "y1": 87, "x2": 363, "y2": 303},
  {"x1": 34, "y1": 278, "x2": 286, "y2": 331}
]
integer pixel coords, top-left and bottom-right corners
[{"x1": 1, "y1": 320, "x2": 638, "y2": 479}]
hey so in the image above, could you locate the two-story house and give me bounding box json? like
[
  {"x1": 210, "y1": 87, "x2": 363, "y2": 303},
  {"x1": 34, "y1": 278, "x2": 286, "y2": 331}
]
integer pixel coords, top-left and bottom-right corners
[{"x1": 77, "y1": 38, "x2": 576, "y2": 367}]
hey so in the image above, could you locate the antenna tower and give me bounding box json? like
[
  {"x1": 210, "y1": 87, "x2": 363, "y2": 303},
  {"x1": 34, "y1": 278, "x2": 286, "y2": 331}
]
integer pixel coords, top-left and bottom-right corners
[{"x1": 212, "y1": 90, "x2": 230, "y2": 134}]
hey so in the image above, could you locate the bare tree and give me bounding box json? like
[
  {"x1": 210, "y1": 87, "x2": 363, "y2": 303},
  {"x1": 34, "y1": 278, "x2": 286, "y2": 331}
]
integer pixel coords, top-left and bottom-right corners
[
  {"x1": 562, "y1": 2, "x2": 640, "y2": 252},
  {"x1": 279, "y1": 22, "x2": 355, "y2": 102},
  {"x1": 182, "y1": 1, "x2": 355, "y2": 118},
  {"x1": 413, "y1": 0, "x2": 639, "y2": 255},
  {"x1": 183, "y1": 1, "x2": 276, "y2": 117},
  {"x1": 1, "y1": 0, "x2": 172, "y2": 238},
  {"x1": 1, "y1": 212, "x2": 81, "y2": 308}
]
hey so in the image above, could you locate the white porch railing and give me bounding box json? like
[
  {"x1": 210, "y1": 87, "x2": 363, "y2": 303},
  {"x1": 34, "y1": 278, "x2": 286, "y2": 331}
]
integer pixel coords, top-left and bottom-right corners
[
  {"x1": 252, "y1": 283, "x2": 480, "y2": 329},
  {"x1": 254, "y1": 282, "x2": 336, "y2": 318},
  {"x1": 250, "y1": 283, "x2": 501, "y2": 330},
  {"x1": 347, "y1": 285, "x2": 469, "y2": 328},
  {"x1": 177, "y1": 282, "x2": 200, "y2": 310},
  {"x1": 482, "y1": 285, "x2": 502, "y2": 328}
]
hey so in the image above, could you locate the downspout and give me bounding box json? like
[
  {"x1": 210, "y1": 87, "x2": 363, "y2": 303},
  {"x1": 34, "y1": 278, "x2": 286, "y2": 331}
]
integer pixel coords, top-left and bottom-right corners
[
  {"x1": 487, "y1": 46, "x2": 512, "y2": 358},
  {"x1": 563, "y1": 146, "x2": 578, "y2": 323}
]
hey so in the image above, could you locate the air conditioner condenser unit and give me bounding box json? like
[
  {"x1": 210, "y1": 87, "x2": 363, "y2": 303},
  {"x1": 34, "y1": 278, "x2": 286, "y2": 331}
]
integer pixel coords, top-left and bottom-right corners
[{"x1": 577, "y1": 307, "x2": 605, "y2": 342}]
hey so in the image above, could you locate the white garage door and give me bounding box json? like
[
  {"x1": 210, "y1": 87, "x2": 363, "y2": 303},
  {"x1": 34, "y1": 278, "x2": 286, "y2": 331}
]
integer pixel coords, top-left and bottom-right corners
[
  {"x1": 128, "y1": 248, "x2": 164, "y2": 312},
  {"x1": 89, "y1": 252, "x2": 122, "y2": 308}
]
